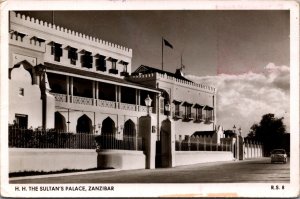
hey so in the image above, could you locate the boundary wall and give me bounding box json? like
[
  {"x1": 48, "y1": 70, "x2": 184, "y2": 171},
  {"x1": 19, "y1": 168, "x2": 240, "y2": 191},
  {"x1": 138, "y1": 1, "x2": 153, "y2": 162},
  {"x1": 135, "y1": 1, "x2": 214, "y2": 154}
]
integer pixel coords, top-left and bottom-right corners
[
  {"x1": 9, "y1": 148, "x2": 97, "y2": 172},
  {"x1": 175, "y1": 151, "x2": 234, "y2": 166}
]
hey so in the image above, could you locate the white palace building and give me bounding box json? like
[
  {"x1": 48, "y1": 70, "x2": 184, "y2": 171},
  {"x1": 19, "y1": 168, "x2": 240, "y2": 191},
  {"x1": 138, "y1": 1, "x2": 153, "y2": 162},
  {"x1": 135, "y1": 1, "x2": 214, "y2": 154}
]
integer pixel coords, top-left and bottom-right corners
[{"x1": 8, "y1": 12, "x2": 262, "y2": 172}]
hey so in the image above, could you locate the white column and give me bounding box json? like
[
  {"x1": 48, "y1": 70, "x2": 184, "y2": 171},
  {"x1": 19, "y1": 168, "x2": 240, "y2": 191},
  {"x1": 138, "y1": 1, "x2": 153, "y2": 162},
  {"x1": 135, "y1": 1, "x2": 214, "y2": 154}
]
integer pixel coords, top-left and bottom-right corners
[
  {"x1": 66, "y1": 76, "x2": 69, "y2": 103},
  {"x1": 92, "y1": 81, "x2": 96, "y2": 106},
  {"x1": 95, "y1": 81, "x2": 99, "y2": 105},
  {"x1": 115, "y1": 85, "x2": 118, "y2": 109},
  {"x1": 135, "y1": 89, "x2": 138, "y2": 111},
  {"x1": 70, "y1": 76, "x2": 73, "y2": 103},
  {"x1": 118, "y1": 86, "x2": 121, "y2": 108}
]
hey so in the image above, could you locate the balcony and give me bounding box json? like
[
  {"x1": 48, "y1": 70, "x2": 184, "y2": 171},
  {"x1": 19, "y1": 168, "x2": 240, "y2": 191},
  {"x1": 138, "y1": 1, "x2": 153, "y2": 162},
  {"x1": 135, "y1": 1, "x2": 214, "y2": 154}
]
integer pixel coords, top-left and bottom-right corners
[
  {"x1": 109, "y1": 68, "x2": 118, "y2": 74},
  {"x1": 120, "y1": 102, "x2": 136, "y2": 111},
  {"x1": 204, "y1": 117, "x2": 214, "y2": 124},
  {"x1": 97, "y1": 99, "x2": 116, "y2": 108},
  {"x1": 194, "y1": 116, "x2": 204, "y2": 123},
  {"x1": 52, "y1": 93, "x2": 67, "y2": 103},
  {"x1": 51, "y1": 93, "x2": 154, "y2": 114},
  {"x1": 173, "y1": 111, "x2": 183, "y2": 120},
  {"x1": 139, "y1": 105, "x2": 153, "y2": 113},
  {"x1": 183, "y1": 113, "x2": 195, "y2": 122},
  {"x1": 73, "y1": 96, "x2": 93, "y2": 106},
  {"x1": 97, "y1": 66, "x2": 107, "y2": 72},
  {"x1": 120, "y1": 71, "x2": 129, "y2": 77}
]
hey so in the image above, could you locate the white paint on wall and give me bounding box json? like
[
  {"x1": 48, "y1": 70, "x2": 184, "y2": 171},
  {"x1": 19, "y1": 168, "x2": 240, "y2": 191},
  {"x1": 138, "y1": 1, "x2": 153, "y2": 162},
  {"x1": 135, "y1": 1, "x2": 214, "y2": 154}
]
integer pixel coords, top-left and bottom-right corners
[
  {"x1": 175, "y1": 151, "x2": 234, "y2": 166},
  {"x1": 9, "y1": 64, "x2": 43, "y2": 128},
  {"x1": 9, "y1": 148, "x2": 97, "y2": 172}
]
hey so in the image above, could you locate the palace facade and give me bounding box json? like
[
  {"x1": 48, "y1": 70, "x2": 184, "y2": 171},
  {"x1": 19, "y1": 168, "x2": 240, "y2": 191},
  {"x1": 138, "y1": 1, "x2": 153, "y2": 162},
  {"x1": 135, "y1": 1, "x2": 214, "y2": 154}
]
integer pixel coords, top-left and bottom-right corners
[{"x1": 9, "y1": 11, "x2": 217, "y2": 143}]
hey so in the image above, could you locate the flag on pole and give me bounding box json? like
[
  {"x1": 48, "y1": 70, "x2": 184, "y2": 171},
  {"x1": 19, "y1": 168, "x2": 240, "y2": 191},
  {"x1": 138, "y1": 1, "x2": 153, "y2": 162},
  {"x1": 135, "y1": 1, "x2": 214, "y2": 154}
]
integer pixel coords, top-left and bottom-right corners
[{"x1": 163, "y1": 39, "x2": 173, "y2": 49}]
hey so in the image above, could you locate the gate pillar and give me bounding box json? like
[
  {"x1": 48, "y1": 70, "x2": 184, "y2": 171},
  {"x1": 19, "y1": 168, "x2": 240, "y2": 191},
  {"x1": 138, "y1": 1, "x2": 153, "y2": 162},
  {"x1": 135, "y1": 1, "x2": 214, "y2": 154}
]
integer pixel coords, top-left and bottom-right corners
[
  {"x1": 160, "y1": 118, "x2": 175, "y2": 168},
  {"x1": 139, "y1": 115, "x2": 156, "y2": 169}
]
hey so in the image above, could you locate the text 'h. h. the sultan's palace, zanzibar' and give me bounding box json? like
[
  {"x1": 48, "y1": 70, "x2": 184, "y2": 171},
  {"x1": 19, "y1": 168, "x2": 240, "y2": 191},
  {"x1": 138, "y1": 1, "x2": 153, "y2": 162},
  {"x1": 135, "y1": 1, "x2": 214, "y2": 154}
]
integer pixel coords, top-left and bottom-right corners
[{"x1": 8, "y1": 12, "x2": 263, "y2": 172}]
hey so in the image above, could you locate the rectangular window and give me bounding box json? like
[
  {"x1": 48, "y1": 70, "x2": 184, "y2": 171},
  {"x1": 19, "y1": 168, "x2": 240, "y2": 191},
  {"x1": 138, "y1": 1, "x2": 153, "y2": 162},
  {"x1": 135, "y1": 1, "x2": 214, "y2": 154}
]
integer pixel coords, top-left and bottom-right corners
[
  {"x1": 81, "y1": 51, "x2": 93, "y2": 68},
  {"x1": 15, "y1": 114, "x2": 28, "y2": 129},
  {"x1": 206, "y1": 110, "x2": 213, "y2": 121},
  {"x1": 108, "y1": 58, "x2": 118, "y2": 74},
  {"x1": 68, "y1": 47, "x2": 78, "y2": 65},
  {"x1": 186, "y1": 106, "x2": 191, "y2": 117},
  {"x1": 123, "y1": 63, "x2": 128, "y2": 72},
  {"x1": 96, "y1": 55, "x2": 106, "y2": 71},
  {"x1": 120, "y1": 61, "x2": 129, "y2": 76},
  {"x1": 197, "y1": 108, "x2": 203, "y2": 119},
  {"x1": 19, "y1": 88, "x2": 24, "y2": 96},
  {"x1": 51, "y1": 42, "x2": 62, "y2": 62},
  {"x1": 175, "y1": 104, "x2": 180, "y2": 115}
]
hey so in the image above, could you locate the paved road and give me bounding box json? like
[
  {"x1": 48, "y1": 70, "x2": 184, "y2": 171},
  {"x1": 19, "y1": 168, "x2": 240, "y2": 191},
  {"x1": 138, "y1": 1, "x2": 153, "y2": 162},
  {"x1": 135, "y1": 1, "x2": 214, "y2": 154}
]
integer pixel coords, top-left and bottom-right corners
[{"x1": 10, "y1": 158, "x2": 289, "y2": 183}]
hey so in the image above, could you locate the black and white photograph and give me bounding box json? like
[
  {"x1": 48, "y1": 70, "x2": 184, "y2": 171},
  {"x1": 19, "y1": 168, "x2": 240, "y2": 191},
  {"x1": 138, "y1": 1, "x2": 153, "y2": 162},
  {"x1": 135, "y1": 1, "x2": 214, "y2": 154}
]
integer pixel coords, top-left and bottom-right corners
[{"x1": 0, "y1": 0, "x2": 299, "y2": 198}]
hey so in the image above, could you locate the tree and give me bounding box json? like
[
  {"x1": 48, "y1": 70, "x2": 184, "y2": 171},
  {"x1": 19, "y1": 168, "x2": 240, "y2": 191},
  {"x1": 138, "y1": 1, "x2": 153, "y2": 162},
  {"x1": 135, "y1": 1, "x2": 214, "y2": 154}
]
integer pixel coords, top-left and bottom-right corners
[{"x1": 247, "y1": 113, "x2": 287, "y2": 156}]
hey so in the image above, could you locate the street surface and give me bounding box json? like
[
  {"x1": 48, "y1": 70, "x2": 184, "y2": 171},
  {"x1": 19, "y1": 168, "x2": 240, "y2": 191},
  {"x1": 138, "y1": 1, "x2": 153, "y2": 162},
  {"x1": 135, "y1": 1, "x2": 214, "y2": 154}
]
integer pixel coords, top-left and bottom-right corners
[{"x1": 10, "y1": 158, "x2": 289, "y2": 183}]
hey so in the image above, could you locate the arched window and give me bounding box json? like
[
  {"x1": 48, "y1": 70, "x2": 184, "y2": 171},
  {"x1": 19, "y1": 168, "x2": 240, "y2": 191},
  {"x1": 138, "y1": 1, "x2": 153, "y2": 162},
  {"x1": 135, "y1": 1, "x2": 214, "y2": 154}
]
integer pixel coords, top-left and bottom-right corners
[
  {"x1": 101, "y1": 117, "x2": 116, "y2": 136},
  {"x1": 76, "y1": 114, "x2": 92, "y2": 133},
  {"x1": 123, "y1": 119, "x2": 136, "y2": 137},
  {"x1": 54, "y1": 112, "x2": 66, "y2": 132}
]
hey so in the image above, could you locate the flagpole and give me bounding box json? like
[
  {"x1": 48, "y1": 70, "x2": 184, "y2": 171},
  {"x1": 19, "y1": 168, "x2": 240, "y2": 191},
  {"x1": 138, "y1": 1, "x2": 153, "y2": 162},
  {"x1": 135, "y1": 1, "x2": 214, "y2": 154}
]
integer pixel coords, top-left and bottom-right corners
[
  {"x1": 162, "y1": 37, "x2": 164, "y2": 71},
  {"x1": 52, "y1": 11, "x2": 54, "y2": 24},
  {"x1": 181, "y1": 54, "x2": 183, "y2": 70}
]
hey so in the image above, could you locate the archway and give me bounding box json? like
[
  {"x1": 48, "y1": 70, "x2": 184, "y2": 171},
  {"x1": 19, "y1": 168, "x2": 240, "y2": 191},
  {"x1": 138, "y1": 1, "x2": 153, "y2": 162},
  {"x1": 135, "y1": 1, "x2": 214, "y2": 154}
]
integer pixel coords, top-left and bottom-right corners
[
  {"x1": 76, "y1": 114, "x2": 92, "y2": 133},
  {"x1": 54, "y1": 112, "x2": 66, "y2": 132},
  {"x1": 123, "y1": 119, "x2": 136, "y2": 137},
  {"x1": 11, "y1": 60, "x2": 36, "y2": 84},
  {"x1": 101, "y1": 117, "x2": 116, "y2": 136},
  {"x1": 123, "y1": 119, "x2": 136, "y2": 150}
]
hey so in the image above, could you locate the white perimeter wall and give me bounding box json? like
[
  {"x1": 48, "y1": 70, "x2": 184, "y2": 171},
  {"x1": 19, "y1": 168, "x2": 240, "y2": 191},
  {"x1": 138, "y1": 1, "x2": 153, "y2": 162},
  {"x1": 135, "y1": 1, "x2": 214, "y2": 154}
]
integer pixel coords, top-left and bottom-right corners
[
  {"x1": 175, "y1": 151, "x2": 234, "y2": 166},
  {"x1": 9, "y1": 148, "x2": 97, "y2": 172},
  {"x1": 97, "y1": 150, "x2": 146, "y2": 170}
]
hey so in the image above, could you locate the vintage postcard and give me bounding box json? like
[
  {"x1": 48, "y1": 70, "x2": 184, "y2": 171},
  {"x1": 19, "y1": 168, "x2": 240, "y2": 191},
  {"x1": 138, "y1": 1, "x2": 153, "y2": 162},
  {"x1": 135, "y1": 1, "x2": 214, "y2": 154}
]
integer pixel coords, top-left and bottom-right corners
[{"x1": 0, "y1": 0, "x2": 299, "y2": 198}]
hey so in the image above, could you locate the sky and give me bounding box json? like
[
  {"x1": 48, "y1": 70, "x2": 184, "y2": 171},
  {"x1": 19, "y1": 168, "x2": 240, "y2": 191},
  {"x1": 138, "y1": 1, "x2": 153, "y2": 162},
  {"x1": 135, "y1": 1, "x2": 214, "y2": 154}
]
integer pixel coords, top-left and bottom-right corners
[{"x1": 19, "y1": 10, "x2": 290, "y2": 135}]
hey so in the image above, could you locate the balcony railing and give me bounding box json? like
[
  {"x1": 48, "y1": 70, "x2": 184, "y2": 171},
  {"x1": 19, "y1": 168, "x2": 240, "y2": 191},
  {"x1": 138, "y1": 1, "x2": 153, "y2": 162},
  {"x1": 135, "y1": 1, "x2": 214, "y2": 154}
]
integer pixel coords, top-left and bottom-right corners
[
  {"x1": 109, "y1": 68, "x2": 118, "y2": 74},
  {"x1": 98, "y1": 99, "x2": 116, "y2": 108},
  {"x1": 73, "y1": 96, "x2": 93, "y2": 106},
  {"x1": 139, "y1": 105, "x2": 153, "y2": 113},
  {"x1": 183, "y1": 113, "x2": 195, "y2": 121},
  {"x1": 173, "y1": 111, "x2": 183, "y2": 119},
  {"x1": 52, "y1": 93, "x2": 67, "y2": 102},
  {"x1": 204, "y1": 117, "x2": 214, "y2": 124},
  {"x1": 51, "y1": 93, "x2": 154, "y2": 113},
  {"x1": 194, "y1": 115, "x2": 205, "y2": 123},
  {"x1": 120, "y1": 71, "x2": 129, "y2": 77},
  {"x1": 120, "y1": 102, "x2": 136, "y2": 111}
]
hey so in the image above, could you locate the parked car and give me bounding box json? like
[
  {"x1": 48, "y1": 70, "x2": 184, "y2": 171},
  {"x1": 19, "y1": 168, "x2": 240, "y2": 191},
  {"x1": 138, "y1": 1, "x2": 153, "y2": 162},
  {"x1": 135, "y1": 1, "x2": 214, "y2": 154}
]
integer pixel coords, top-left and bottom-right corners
[{"x1": 270, "y1": 149, "x2": 288, "y2": 163}]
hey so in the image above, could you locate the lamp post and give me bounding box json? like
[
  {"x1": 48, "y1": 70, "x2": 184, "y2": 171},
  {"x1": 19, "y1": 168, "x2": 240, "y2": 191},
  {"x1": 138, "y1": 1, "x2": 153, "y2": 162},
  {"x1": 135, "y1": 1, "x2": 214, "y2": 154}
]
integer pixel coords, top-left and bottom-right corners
[
  {"x1": 145, "y1": 94, "x2": 152, "y2": 116},
  {"x1": 238, "y1": 127, "x2": 243, "y2": 159},
  {"x1": 233, "y1": 125, "x2": 238, "y2": 160},
  {"x1": 165, "y1": 102, "x2": 171, "y2": 118},
  {"x1": 238, "y1": 127, "x2": 242, "y2": 136}
]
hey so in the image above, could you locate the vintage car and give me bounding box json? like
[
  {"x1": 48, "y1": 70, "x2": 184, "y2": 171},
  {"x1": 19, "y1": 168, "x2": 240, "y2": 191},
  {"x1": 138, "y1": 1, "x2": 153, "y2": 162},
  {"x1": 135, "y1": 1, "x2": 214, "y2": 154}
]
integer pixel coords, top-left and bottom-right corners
[{"x1": 270, "y1": 149, "x2": 288, "y2": 163}]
